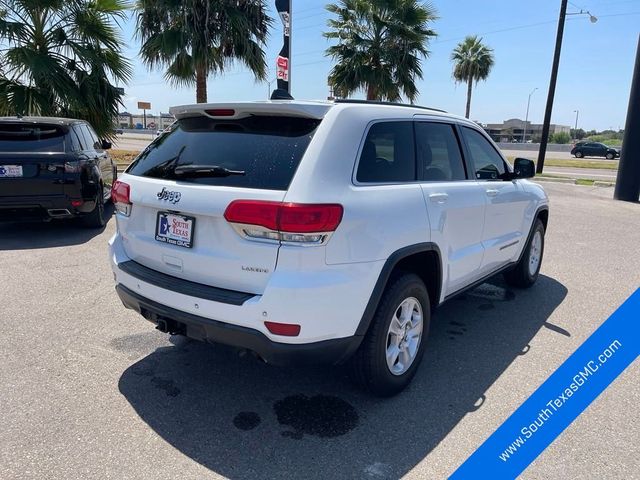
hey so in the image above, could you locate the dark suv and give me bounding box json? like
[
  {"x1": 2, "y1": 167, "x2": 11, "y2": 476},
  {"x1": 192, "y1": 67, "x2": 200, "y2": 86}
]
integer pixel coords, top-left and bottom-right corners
[
  {"x1": 0, "y1": 117, "x2": 116, "y2": 227},
  {"x1": 571, "y1": 142, "x2": 620, "y2": 159}
]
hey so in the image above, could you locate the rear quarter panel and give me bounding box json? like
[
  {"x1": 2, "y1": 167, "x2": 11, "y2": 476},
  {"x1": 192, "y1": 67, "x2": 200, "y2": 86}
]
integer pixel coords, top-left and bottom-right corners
[{"x1": 284, "y1": 106, "x2": 431, "y2": 266}]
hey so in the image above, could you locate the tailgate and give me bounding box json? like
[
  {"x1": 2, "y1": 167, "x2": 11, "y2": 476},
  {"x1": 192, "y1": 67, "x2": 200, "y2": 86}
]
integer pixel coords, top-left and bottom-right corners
[
  {"x1": 0, "y1": 154, "x2": 67, "y2": 198},
  {"x1": 117, "y1": 174, "x2": 284, "y2": 295},
  {"x1": 116, "y1": 110, "x2": 323, "y2": 295},
  {"x1": 0, "y1": 123, "x2": 69, "y2": 198}
]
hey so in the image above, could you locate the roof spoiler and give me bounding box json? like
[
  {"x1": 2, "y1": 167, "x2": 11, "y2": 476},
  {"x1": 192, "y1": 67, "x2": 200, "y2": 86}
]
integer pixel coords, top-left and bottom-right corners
[{"x1": 169, "y1": 102, "x2": 331, "y2": 121}]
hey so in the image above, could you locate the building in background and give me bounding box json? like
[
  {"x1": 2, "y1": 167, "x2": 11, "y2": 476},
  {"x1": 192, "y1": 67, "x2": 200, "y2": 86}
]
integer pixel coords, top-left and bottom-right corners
[
  {"x1": 117, "y1": 112, "x2": 175, "y2": 130},
  {"x1": 482, "y1": 118, "x2": 571, "y2": 143}
]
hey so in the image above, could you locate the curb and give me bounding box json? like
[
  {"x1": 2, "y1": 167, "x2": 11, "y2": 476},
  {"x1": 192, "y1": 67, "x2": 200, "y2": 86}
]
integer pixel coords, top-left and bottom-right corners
[
  {"x1": 534, "y1": 177, "x2": 616, "y2": 187},
  {"x1": 593, "y1": 181, "x2": 615, "y2": 188},
  {"x1": 534, "y1": 177, "x2": 576, "y2": 184}
]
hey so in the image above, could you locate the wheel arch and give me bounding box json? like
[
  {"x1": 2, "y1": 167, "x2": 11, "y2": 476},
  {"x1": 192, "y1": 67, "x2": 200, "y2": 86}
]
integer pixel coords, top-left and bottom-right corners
[
  {"x1": 515, "y1": 205, "x2": 549, "y2": 265},
  {"x1": 355, "y1": 243, "x2": 442, "y2": 337},
  {"x1": 537, "y1": 206, "x2": 549, "y2": 232}
]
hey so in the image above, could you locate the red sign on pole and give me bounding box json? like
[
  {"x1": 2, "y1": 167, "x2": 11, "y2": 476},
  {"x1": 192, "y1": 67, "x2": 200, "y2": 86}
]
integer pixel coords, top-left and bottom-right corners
[
  {"x1": 275, "y1": 0, "x2": 291, "y2": 94},
  {"x1": 276, "y1": 56, "x2": 289, "y2": 81}
]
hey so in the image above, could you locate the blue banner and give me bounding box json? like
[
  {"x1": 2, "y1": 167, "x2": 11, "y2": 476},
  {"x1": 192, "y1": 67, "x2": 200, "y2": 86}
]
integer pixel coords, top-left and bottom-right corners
[{"x1": 450, "y1": 288, "x2": 640, "y2": 479}]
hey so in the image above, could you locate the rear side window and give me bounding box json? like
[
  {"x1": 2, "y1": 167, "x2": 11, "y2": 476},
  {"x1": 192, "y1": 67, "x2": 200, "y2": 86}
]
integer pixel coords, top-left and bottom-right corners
[
  {"x1": 69, "y1": 128, "x2": 82, "y2": 151},
  {"x1": 0, "y1": 124, "x2": 66, "y2": 152},
  {"x1": 86, "y1": 125, "x2": 101, "y2": 147},
  {"x1": 127, "y1": 115, "x2": 321, "y2": 190},
  {"x1": 78, "y1": 124, "x2": 97, "y2": 150},
  {"x1": 461, "y1": 127, "x2": 507, "y2": 180},
  {"x1": 415, "y1": 122, "x2": 466, "y2": 181},
  {"x1": 356, "y1": 122, "x2": 416, "y2": 183}
]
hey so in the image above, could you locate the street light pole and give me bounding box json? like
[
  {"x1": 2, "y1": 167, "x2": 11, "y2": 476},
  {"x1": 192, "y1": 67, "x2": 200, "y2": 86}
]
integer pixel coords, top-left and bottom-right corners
[
  {"x1": 267, "y1": 78, "x2": 277, "y2": 99},
  {"x1": 523, "y1": 87, "x2": 537, "y2": 143},
  {"x1": 573, "y1": 109, "x2": 579, "y2": 136},
  {"x1": 537, "y1": 2, "x2": 597, "y2": 174}
]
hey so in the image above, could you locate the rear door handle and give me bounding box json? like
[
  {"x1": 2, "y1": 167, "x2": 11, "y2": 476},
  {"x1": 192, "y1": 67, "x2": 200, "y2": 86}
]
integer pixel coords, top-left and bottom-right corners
[
  {"x1": 486, "y1": 189, "x2": 499, "y2": 198},
  {"x1": 429, "y1": 193, "x2": 449, "y2": 204}
]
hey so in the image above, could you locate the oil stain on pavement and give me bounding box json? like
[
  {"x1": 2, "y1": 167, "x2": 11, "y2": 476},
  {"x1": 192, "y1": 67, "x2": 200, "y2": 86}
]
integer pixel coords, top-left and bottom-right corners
[
  {"x1": 447, "y1": 320, "x2": 468, "y2": 339},
  {"x1": 273, "y1": 394, "x2": 359, "y2": 440},
  {"x1": 233, "y1": 412, "x2": 262, "y2": 431}
]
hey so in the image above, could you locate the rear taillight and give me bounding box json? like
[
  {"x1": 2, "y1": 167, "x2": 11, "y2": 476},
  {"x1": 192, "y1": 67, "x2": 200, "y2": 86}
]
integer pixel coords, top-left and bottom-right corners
[
  {"x1": 224, "y1": 201, "x2": 343, "y2": 245},
  {"x1": 64, "y1": 161, "x2": 82, "y2": 173},
  {"x1": 112, "y1": 180, "x2": 132, "y2": 217}
]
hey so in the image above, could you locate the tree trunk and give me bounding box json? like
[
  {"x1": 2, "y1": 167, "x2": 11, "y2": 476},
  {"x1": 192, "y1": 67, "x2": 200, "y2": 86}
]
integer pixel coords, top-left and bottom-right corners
[
  {"x1": 196, "y1": 65, "x2": 208, "y2": 104},
  {"x1": 465, "y1": 77, "x2": 473, "y2": 119},
  {"x1": 367, "y1": 83, "x2": 377, "y2": 101}
]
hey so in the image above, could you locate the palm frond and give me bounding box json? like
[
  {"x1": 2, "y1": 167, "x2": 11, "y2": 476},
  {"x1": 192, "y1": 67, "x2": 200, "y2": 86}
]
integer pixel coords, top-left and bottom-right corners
[
  {"x1": 451, "y1": 35, "x2": 495, "y2": 85},
  {"x1": 324, "y1": 0, "x2": 437, "y2": 101},
  {"x1": 0, "y1": 0, "x2": 132, "y2": 137},
  {"x1": 135, "y1": 0, "x2": 272, "y2": 103}
]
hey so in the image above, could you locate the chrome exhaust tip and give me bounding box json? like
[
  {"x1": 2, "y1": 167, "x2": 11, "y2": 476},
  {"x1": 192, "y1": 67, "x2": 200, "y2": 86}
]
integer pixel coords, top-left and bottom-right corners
[{"x1": 47, "y1": 209, "x2": 71, "y2": 217}]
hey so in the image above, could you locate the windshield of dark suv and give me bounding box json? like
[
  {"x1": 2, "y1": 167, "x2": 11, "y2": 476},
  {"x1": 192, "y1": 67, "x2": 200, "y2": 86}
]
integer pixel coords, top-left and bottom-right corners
[
  {"x1": 127, "y1": 115, "x2": 321, "y2": 190},
  {"x1": 0, "y1": 124, "x2": 66, "y2": 152}
]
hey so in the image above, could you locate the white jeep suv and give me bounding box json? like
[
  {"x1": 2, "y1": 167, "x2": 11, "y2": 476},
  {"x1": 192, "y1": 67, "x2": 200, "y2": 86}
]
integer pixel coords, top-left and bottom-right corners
[{"x1": 109, "y1": 100, "x2": 549, "y2": 396}]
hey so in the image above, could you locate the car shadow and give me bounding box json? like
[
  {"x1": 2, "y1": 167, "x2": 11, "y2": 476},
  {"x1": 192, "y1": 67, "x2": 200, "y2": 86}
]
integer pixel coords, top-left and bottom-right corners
[
  {"x1": 117, "y1": 275, "x2": 567, "y2": 479},
  {"x1": 0, "y1": 203, "x2": 114, "y2": 251}
]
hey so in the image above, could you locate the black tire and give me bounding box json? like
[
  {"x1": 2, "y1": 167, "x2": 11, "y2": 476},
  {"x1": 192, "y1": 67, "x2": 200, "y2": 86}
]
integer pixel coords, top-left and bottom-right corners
[
  {"x1": 575, "y1": 151, "x2": 584, "y2": 158},
  {"x1": 504, "y1": 219, "x2": 545, "y2": 288},
  {"x1": 606, "y1": 152, "x2": 615, "y2": 160},
  {"x1": 349, "y1": 273, "x2": 430, "y2": 397},
  {"x1": 82, "y1": 190, "x2": 106, "y2": 229}
]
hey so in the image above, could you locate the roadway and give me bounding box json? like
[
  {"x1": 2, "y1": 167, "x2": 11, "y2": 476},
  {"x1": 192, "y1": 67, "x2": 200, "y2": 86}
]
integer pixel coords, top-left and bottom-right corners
[
  {"x1": 1, "y1": 183, "x2": 638, "y2": 479},
  {"x1": 113, "y1": 133, "x2": 154, "y2": 152},
  {"x1": 112, "y1": 135, "x2": 619, "y2": 181},
  {"x1": 542, "y1": 167, "x2": 617, "y2": 181}
]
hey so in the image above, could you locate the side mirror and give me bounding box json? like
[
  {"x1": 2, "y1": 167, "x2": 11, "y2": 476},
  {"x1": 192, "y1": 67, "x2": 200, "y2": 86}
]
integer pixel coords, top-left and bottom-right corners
[
  {"x1": 101, "y1": 140, "x2": 112, "y2": 150},
  {"x1": 513, "y1": 158, "x2": 535, "y2": 179}
]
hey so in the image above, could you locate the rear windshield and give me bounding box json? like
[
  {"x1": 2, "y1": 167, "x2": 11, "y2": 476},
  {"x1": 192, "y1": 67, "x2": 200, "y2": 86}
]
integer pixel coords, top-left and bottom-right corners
[
  {"x1": 0, "y1": 124, "x2": 66, "y2": 152},
  {"x1": 127, "y1": 115, "x2": 321, "y2": 190}
]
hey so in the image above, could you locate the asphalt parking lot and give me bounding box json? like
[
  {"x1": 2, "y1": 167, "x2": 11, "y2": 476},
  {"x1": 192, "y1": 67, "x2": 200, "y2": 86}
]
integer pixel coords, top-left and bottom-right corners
[
  {"x1": 112, "y1": 134, "x2": 605, "y2": 162},
  {"x1": 0, "y1": 183, "x2": 638, "y2": 480}
]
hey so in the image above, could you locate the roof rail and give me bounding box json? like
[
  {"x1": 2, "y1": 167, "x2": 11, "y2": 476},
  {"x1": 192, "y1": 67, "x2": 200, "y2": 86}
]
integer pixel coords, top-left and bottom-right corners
[{"x1": 334, "y1": 99, "x2": 447, "y2": 114}]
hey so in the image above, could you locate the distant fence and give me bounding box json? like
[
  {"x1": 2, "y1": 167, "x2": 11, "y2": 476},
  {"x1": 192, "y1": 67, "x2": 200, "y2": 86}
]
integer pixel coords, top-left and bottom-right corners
[
  {"x1": 116, "y1": 128, "x2": 158, "y2": 136},
  {"x1": 496, "y1": 143, "x2": 574, "y2": 153}
]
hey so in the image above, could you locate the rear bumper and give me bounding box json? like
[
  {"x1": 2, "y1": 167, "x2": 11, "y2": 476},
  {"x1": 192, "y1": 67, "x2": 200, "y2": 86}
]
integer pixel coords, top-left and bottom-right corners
[
  {"x1": 0, "y1": 195, "x2": 95, "y2": 221},
  {"x1": 109, "y1": 230, "x2": 384, "y2": 344},
  {"x1": 116, "y1": 284, "x2": 360, "y2": 366}
]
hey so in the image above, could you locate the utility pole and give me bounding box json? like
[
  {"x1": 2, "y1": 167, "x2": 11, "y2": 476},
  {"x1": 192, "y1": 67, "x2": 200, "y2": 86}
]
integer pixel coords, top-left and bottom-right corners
[
  {"x1": 537, "y1": 2, "x2": 597, "y2": 173},
  {"x1": 273, "y1": 0, "x2": 292, "y2": 99},
  {"x1": 537, "y1": 0, "x2": 568, "y2": 174},
  {"x1": 523, "y1": 87, "x2": 537, "y2": 143},
  {"x1": 614, "y1": 34, "x2": 640, "y2": 202}
]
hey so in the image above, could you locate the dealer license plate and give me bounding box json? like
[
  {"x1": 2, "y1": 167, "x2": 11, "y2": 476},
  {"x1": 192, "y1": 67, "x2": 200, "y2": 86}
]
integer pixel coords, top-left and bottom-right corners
[
  {"x1": 155, "y1": 212, "x2": 195, "y2": 249},
  {"x1": 0, "y1": 165, "x2": 23, "y2": 178}
]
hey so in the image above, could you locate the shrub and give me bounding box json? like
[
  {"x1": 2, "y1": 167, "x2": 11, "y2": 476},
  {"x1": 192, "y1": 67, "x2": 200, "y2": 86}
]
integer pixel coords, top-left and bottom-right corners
[{"x1": 550, "y1": 132, "x2": 571, "y2": 144}]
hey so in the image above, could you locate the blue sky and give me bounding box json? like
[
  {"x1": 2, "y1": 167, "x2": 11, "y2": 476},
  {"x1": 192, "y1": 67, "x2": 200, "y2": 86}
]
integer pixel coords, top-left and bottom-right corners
[{"x1": 119, "y1": 0, "x2": 640, "y2": 131}]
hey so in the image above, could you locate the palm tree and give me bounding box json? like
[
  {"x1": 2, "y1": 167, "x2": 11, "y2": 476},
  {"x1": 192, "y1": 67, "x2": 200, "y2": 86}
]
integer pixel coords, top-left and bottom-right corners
[
  {"x1": 324, "y1": 0, "x2": 437, "y2": 103},
  {"x1": 451, "y1": 35, "x2": 495, "y2": 119},
  {"x1": 136, "y1": 0, "x2": 271, "y2": 104},
  {"x1": 0, "y1": 0, "x2": 132, "y2": 138}
]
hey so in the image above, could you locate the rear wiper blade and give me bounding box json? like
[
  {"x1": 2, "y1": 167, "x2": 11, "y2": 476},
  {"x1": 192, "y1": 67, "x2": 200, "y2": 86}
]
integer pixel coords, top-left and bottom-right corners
[{"x1": 172, "y1": 165, "x2": 246, "y2": 178}]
